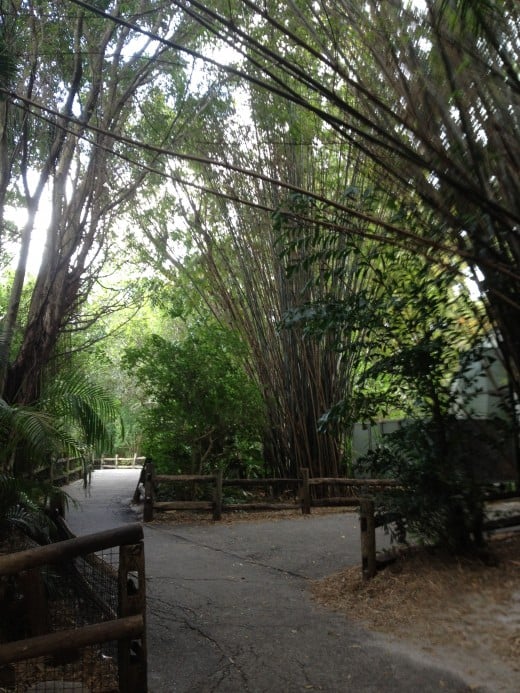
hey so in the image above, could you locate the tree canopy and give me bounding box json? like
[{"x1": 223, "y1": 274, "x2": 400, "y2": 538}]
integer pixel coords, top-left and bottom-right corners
[
  {"x1": 0, "y1": 0, "x2": 209, "y2": 404},
  {"x1": 0, "y1": 0, "x2": 518, "y2": 490},
  {"x1": 63, "y1": 0, "x2": 519, "y2": 391}
]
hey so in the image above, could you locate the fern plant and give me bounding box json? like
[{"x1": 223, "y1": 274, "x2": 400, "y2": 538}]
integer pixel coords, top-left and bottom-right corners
[{"x1": 0, "y1": 474, "x2": 58, "y2": 544}]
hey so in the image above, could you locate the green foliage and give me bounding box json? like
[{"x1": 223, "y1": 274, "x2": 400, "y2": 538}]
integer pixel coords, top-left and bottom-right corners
[
  {"x1": 122, "y1": 316, "x2": 266, "y2": 474},
  {"x1": 438, "y1": 0, "x2": 497, "y2": 33},
  {"x1": 0, "y1": 398, "x2": 63, "y2": 473},
  {"x1": 292, "y1": 249, "x2": 496, "y2": 550},
  {"x1": 356, "y1": 418, "x2": 490, "y2": 552},
  {"x1": 0, "y1": 473, "x2": 58, "y2": 543},
  {"x1": 282, "y1": 228, "x2": 485, "y2": 427},
  {"x1": 339, "y1": 251, "x2": 504, "y2": 551},
  {"x1": 163, "y1": 0, "x2": 520, "y2": 405},
  {"x1": 349, "y1": 292, "x2": 508, "y2": 553},
  {"x1": 42, "y1": 372, "x2": 119, "y2": 456},
  {"x1": 0, "y1": 367, "x2": 119, "y2": 474},
  {"x1": 0, "y1": 21, "x2": 18, "y2": 93},
  {"x1": 277, "y1": 188, "x2": 501, "y2": 550},
  {"x1": 0, "y1": 273, "x2": 35, "y2": 361}
]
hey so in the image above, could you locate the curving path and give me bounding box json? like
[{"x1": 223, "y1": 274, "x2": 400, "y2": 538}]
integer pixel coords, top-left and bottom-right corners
[{"x1": 64, "y1": 470, "x2": 482, "y2": 693}]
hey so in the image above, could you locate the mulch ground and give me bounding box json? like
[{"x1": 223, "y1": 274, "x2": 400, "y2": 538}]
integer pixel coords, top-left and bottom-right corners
[{"x1": 311, "y1": 531, "x2": 520, "y2": 692}]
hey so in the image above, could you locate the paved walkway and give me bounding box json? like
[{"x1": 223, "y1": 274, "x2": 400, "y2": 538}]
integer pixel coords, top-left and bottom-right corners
[{"x1": 64, "y1": 470, "x2": 481, "y2": 693}]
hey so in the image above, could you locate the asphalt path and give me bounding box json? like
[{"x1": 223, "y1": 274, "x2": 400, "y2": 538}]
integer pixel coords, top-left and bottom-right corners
[{"x1": 64, "y1": 470, "x2": 480, "y2": 693}]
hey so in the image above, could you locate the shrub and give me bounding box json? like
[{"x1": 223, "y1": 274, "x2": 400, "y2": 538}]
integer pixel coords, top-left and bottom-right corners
[{"x1": 355, "y1": 417, "x2": 493, "y2": 552}]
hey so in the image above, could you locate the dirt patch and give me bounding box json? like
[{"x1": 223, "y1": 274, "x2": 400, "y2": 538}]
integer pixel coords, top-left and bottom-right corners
[{"x1": 311, "y1": 532, "x2": 520, "y2": 692}]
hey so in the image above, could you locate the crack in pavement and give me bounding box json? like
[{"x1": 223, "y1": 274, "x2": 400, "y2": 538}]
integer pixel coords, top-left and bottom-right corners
[
  {"x1": 148, "y1": 575, "x2": 249, "y2": 583},
  {"x1": 146, "y1": 525, "x2": 309, "y2": 580},
  {"x1": 206, "y1": 647, "x2": 251, "y2": 693},
  {"x1": 177, "y1": 618, "x2": 251, "y2": 691},
  {"x1": 65, "y1": 474, "x2": 483, "y2": 692},
  {"x1": 296, "y1": 654, "x2": 324, "y2": 691},
  {"x1": 148, "y1": 595, "x2": 198, "y2": 620},
  {"x1": 147, "y1": 593, "x2": 251, "y2": 691}
]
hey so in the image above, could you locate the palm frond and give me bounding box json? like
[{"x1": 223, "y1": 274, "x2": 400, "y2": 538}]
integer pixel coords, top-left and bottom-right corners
[
  {"x1": 0, "y1": 398, "x2": 63, "y2": 469},
  {"x1": 43, "y1": 372, "x2": 119, "y2": 452}
]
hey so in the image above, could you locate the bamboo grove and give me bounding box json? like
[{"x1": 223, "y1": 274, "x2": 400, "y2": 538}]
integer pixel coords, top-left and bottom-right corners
[{"x1": 0, "y1": 1, "x2": 519, "y2": 479}]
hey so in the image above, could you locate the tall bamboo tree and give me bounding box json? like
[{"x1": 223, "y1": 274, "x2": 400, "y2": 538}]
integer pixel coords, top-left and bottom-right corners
[
  {"x1": 93, "y1": 0, "x2": 520, "y2": 394},
  {"x1": 129, "y1": 84, "x2": 396, "y2": 477}
]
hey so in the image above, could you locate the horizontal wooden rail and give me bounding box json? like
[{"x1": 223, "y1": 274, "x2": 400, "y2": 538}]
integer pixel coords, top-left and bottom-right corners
[
  {"x1": 484, "y1": 514, "x2": 520, "y2": 531},
  {"x1": 154, "y1": 474, "x2": 299, "y2": 486},
  {"x1": 154, "y1": 500, "x2": 213, "y2": 511},
  {"x1": 156, "y1": 474, "x2": 216, "y2": 483},
  {"x1": 51, "y1": 465, "x2": 83, "y2": 482},
  {"x1": 224, "y1": 502, "x2": 298, "y2": 511},
  {"x1": 142, "y1": 462, "x2": 401, "y2": 523},
  {"x1": 97, "y1": 455, "x2": 145, "y2": 469},
  {"x1": 222, "y1": 478, "x2": 300, "y2": 487},
  {"x1": 142, "y1": 460, "x2": 405, "y2": 587},
  {"x1": 312, "y1": 498, "x2": 361, "y2": 507},
  {"x1": 32, "y1": 457, "x2": 89, "y2": 485},
  {"x1": 0, "y1": 523, "x2": 144, "y2": 577},
  {"x1": 308, "y1": 478, "x2": 399, "y2": 487},
  {"x1": 0, "y1": 524, "x2": 147, "y2": 691},
  {"x1": 0, "y1": 615, "x2": 144, "y2": 666},
  {"x1": 484, "y1": 491, "x2": 520, "y2": 501}
]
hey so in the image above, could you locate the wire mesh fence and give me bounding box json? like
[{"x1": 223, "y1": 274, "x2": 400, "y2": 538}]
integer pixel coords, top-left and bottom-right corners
[
  {"x1": 0, "y1": 526, "x2": 146, "y2": 692},
  {"x1": 8, "y1": 644, "x2": 119, "y2": 692}
]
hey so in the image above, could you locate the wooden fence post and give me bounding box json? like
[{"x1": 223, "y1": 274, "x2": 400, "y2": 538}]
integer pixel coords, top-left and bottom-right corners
[
  {"x1": 118, "y1": 540, "x2": 147, "y2": 692},
  {"x1": 360, "y1": 499, "x2": 376, "y2": 580},
  {"x1": 18, "y1": 568, "x2": 49, "y2": 637},
  {"x1": 133, "y1": 463, "x2": 145, "y2": 504},
  {"x1": 143, "y1": 460, "x2": 155, "y2": 523},
  {"x1": 300, "y1": 468, "x2": 311, "y2": 515},
  {"x1": 213, "y1": 469, "x2": 223, "y2": 521}
]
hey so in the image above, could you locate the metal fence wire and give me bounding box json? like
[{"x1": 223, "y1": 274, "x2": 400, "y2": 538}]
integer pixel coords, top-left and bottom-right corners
[{"x1": 0, "y1": 526, "x2": 146, "y2": 693}]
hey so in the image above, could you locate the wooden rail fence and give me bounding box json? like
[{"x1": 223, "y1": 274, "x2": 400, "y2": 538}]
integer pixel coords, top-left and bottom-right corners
[
  {"x1": 358, "y1": 495, "x2": 520, "y2": 580},
  {"x1": 33, "y1": 456, "x2": 89, "y2": 485},
  {"x1": 96, "y1": 454, "x2": 146, "y2": 469},
  {"x1": 33, "y1": 455, "x2": 146, "y2": 485},
  {"x1": 140, "y1": 460, "x2": 398, "y2": 519},
  {"x1": 0, "y1": 523, "x2": 147, "y2": 691},
  {"x1": 138, "y1": 461, "x2": 520, "y2": 582},
  {"x1": 139, "y1": 461, "x2": 404, "y2": 582}
]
